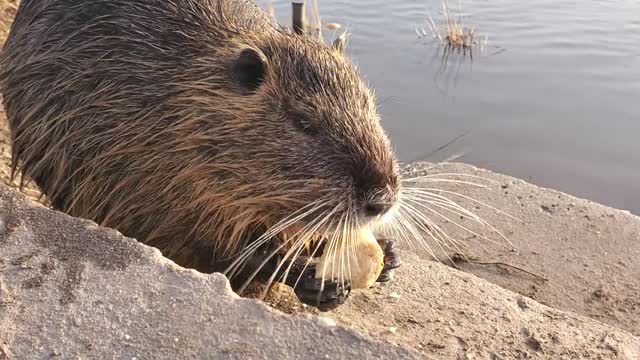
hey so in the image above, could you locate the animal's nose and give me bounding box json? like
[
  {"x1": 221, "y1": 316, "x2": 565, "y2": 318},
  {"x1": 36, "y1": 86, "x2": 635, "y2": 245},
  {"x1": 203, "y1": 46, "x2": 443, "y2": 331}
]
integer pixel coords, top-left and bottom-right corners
[{"x1": 364, "y1": 200, "x2": 393, "y2": 217}]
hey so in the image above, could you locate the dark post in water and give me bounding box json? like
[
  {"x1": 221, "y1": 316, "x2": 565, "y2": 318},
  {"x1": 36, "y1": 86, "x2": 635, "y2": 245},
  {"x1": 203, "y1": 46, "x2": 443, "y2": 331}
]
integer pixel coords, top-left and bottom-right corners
[{"x1": 292, "y1": 1, "x2": 305, "y2": 35}]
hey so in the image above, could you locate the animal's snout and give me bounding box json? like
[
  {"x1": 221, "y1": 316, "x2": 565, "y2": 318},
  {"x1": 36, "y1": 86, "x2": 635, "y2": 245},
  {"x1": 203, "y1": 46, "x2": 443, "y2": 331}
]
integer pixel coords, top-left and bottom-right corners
[
  {"x1": 360, "y1": 180, "x2": 399, "y2": 219},
  {"x1": 352, "y1": 161, "x2": 399, "y2": 219}
]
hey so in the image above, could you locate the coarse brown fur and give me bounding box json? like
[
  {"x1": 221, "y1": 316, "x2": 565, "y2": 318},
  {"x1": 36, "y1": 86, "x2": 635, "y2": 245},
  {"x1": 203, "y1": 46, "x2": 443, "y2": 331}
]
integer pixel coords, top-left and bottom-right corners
[{"x1": 0, "y1": 0, "x2": 400, "y2": 290}]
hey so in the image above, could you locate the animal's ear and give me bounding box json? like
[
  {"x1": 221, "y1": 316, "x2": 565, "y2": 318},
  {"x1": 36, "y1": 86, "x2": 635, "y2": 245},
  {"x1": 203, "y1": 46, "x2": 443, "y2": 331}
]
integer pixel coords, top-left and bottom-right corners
[
  {"x1": 232, "y1": 47, "x2": 267, "y2": 92},
  {"x1": 332, "y1": 33, "x2": 347, "y2": 54}
]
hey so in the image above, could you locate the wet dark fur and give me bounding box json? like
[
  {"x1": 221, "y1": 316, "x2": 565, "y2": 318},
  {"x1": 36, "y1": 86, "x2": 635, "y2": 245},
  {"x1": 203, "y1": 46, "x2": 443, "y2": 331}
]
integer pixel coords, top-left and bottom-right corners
[{"x1": 0, "y1": 0, "x2": 399, "y2": 290}]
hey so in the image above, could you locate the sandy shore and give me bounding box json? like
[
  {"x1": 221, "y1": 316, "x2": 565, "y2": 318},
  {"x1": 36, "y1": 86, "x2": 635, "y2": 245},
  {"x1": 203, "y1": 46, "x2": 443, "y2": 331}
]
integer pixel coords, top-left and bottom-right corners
[{"x1": 401, "y1": 162, "x2": 640, "y2": 337}]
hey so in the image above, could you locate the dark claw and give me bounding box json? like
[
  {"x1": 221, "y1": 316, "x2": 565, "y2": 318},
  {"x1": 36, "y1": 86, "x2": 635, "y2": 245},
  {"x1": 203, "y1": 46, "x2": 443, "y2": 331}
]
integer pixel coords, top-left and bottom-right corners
[
  {"x1": 285, "y1": 260, "x2": 351, "y2": 311},
  {"x1": 376, "y1": 238, "x2": 402, "y2": 283}
]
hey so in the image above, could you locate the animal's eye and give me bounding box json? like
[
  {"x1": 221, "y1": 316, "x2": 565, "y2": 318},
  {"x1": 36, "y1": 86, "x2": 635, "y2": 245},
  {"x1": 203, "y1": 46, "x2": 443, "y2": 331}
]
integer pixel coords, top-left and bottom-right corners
[
  {"x1": 292, "y1": 112, "x2": 318, "y2": 135},
  {"x1": 232, "y1": 47, "x2": 267, "y2": 92}
]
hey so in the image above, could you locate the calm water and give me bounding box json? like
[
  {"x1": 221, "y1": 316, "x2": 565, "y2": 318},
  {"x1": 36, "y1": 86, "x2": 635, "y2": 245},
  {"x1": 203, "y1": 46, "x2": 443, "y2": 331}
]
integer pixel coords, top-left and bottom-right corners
[{"x1": 265, "y1": 0, "x2": 640, "y2": 214}]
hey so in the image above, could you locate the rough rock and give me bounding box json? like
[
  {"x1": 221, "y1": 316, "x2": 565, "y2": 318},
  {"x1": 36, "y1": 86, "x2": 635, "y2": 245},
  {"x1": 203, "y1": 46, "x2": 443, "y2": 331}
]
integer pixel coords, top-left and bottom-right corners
[
  {"x1": 326, "y1": 252, "x2": 640, "y2": 359},
  {"x1": 1, "y1": 164, "x2": 639, "y2": 359},
  {"x1": 0, "y1": 184, "x2": 418, "y2": 359}
]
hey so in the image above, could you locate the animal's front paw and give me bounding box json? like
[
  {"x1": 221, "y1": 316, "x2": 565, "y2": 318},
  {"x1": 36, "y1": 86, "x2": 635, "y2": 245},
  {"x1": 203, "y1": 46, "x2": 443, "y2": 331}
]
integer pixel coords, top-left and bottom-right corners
[
  {"x1": 285, "y1": 262, "x2": 351, "y2": 311},
  {"x1": 376, "y1": 238, "x2": 402, "y2": 283}
]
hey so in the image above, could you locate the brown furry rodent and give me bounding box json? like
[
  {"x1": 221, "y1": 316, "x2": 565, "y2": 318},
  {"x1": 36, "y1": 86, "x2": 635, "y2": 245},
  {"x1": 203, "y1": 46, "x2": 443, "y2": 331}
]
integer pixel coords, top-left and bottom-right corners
[{"x1": 0, "y1": 0, "x2": 402, "y2": 309}]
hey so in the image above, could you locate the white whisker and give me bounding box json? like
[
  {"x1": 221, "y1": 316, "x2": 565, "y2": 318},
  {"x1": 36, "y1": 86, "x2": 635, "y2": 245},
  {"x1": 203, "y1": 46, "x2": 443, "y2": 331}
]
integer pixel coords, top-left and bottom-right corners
[
  {"x1": 404, "y1": 191, "x2": 493, "y2": 228},
  {"x1": 404, "y1": 190, "x2": 515, "y2": 245},
  {"x1": 237, "y1": 208, "x2": 331, "y2": 294},
  {"x1": 407, "y1": 187, "x2": 521, "y2": 222},
  {"x1": 392, "y1": 206, "x2": 439, "y2": 259},
  {"x1": 404, "y1": 197, "x2": 500, "y2": 246},
  {"x1": 276, "y1": 201, "x2": 344, "y2": 291},
  {"x1": 320, "y1": 210, "x2": 344, "y2": 289},
  {"x1": 404, "y1": 178, "x2": 490, "y2": 189},
  {"x1": 291, "y1": 217, "x2": 337, "y2": 290},
  {"x1": 225, "y1": 196, "x2": 330, "y2": 278},
  {"x1": 402, "y1": 172, "x2": 497, "y2": 183},
  {"x1": 399, "y1": 202, "x2": 463, "y2": 260}
]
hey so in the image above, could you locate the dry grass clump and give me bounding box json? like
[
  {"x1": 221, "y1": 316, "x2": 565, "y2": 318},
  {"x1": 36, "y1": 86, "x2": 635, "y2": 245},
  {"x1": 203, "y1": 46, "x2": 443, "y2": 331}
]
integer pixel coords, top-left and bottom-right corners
[{"x1": 418, "y1": 0, "x2": 483, "y2": 50}]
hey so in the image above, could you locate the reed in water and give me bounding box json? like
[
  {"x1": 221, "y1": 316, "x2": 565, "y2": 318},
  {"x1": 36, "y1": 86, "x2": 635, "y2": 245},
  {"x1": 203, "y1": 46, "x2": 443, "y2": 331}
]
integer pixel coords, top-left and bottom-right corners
[{"x1": 418, "y1": 0, "x2": 485, "y2": 50}]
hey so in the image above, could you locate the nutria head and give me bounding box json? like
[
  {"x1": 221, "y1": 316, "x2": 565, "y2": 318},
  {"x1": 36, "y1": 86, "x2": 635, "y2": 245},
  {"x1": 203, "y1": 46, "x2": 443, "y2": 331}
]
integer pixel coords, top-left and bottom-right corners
[
  {"x1": 0, "y1": 0, "x2": 400, "y2": 289},
  {"x1": 202, "y1": 32, "x2": 401, "y2": 233}
]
